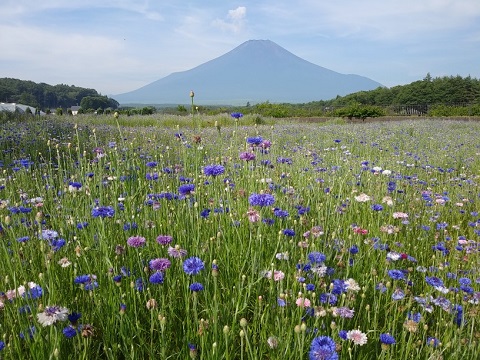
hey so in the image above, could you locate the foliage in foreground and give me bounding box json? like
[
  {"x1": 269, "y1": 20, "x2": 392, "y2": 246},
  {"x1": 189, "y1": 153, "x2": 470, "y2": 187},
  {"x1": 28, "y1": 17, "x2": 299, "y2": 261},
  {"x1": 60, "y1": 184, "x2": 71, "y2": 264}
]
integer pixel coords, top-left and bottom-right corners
[{"x1": 0, "y1": 118, "x2": 479, "y2": 359}]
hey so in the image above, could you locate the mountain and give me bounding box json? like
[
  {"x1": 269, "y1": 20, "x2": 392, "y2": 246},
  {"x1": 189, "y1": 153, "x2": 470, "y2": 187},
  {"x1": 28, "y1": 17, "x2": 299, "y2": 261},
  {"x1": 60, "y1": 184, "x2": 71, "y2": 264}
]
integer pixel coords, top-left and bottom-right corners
[{"x1": 114, "y1": 40, "x2": 383, "y2": 105}]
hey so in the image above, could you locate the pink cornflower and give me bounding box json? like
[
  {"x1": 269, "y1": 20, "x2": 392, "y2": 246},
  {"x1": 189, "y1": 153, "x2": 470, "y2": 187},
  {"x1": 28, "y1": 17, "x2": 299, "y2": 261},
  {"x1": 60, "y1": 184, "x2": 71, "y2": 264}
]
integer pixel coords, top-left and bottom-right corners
[
  {"x1": 354, "y1": 193, "x2": 371, "y2": 202},
  {"x1": 127, "y1": 236, "x2": 146, "y2": 248},
  {"x1": 393, "y1": 212, "x2": 409, "y2": 219},
  {"x1": 347, "y1": 329, "x2": 368, "y2": 346},
  {"x1": 273, "y1": 270, "x2": 285, "y2": 281},
  {"x1": 295, "y1": 297, "x2": 311, "y2": 308},
  {"x1": 246, "y1": 208, "x2": 260, "y2": 222},
  {"x1": 167, "y1": 245, "x2": 187, "y2": 258}
]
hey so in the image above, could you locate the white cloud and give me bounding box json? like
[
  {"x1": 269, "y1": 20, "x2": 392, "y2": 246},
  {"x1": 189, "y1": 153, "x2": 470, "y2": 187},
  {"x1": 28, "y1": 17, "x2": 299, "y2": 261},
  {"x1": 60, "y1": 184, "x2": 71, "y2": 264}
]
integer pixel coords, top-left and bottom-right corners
[{"x1": 213, "y1": 6, "x2": 247, "y2": 33}]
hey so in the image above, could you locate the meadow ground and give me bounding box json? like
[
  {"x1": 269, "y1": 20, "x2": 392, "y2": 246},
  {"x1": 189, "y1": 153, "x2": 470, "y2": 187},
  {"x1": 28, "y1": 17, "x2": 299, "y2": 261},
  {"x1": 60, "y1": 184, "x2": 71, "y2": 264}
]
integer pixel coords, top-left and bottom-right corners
[{"x1": 0, "y1": 116, "x2": 478, "y2": 359}]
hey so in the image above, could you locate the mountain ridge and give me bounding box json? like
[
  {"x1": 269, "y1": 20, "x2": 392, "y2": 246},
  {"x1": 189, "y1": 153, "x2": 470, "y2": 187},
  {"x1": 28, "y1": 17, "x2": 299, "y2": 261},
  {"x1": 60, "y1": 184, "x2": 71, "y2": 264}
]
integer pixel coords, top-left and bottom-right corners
[{"x1": 114, "y1": 40, "x2": 383, "y2": 105}]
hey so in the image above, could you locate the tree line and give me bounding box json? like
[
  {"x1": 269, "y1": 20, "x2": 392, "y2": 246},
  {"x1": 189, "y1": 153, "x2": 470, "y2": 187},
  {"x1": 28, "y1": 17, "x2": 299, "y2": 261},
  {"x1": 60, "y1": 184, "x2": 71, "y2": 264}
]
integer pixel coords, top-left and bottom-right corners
[{"x1": 0, "y1": 78, "x2": 119, "y2": 111}]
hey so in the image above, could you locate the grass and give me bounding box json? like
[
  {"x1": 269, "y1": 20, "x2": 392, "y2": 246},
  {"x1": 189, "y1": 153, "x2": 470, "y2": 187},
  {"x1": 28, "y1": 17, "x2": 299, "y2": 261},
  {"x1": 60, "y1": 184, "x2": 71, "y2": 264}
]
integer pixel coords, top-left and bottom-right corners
[{"x1": 0, "y1": 115, "x2": 478, "y2": 359}]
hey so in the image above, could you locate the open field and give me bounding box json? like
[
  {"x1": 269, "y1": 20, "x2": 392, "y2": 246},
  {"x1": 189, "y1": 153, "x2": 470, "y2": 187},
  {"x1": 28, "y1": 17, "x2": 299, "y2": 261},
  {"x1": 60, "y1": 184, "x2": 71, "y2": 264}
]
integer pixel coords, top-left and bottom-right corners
[{"x1": 0, "y1": 117, "x2": 479, "y2": 359}]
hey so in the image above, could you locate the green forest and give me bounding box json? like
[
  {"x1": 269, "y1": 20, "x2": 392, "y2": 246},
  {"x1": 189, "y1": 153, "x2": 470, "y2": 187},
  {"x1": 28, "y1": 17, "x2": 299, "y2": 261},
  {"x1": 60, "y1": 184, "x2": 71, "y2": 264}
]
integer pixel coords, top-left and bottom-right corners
[
  {"x1": 1, "y1": 74, "x2": 480, "y2": 118},
  {"x1": 0, "y1": 78, "x2": 119, "y2": 111}
]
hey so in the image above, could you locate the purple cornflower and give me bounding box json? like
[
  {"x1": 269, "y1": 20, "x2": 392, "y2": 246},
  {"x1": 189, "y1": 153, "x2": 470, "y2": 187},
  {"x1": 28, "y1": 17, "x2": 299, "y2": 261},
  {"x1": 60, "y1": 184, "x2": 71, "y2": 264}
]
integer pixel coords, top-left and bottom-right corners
[
  {"x1": 189, "y1": 282, "x2": 204, "y2": 292},
  {"x1": 309, "y1": 335, "x2": 338, "y2": 360},
  {"x1": 334, "y1": 307, "x2": 355, "y2": 318},
  {"x1": 239, "y1": 152, "x2": 256, "y2": 161},
  {"x1": 149, "y1": 258, "x2": 171, "y2": 271},
  {"x1": 249, "y1": 193, "x2": 275, "y2": 207},
  {"x1": 204, "y1": 164, "x2": 225, "y2": 177},
  {"x1": 183, "y1": 256, "x2": 205, "y2": 275},
  {"x1": 91, "y1": 206, "x2": 115, "y2": 218},
  {"x1": 127, "y1": 236, "x2": 146, "y2": 248},
  {"x1": 388, "y1": 269, "x2": 406, "y2": 280},
  {"x1": 156, "y1": 234, "x2": 173, "y2": 245}
]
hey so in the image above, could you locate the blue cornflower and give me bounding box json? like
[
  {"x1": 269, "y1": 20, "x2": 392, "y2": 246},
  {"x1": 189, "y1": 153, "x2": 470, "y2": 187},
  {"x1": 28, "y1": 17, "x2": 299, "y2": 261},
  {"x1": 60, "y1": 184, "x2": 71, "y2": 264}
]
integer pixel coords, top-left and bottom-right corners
[
  {"x1": 283, "y1": 229, "x2": 295, "y2": 236},
  {"x1": 331, "y1": 279, "x2": 347, "y2": 295},
  {"x1": 146, "y1": 172, "x2": 159, "y2": 180},
  {"x1": 319, "y1": 293, "x2": 338, "y2": 305},
  {"x1": 17, "y1": 236, "x2": 30, "y2": 243},
  {"x1": 427, "y1": 337, "x2": 440, "y2": 347},
  {"x1": 308, "y1": 252, "x2": 326, "y2": 264},
  {"x1": 0, "y1": 340, "x2": 4, "y2": 351},
  {"x1": 273, "y1": 208, "x2": 289, "y2": 217},
  {"x1": 388, "y1": 269, "x2": 405, "y2": 280},
  {"x1": 200, "y1": 209, "x2": 211, "y2": 218},
  {"x1": 458, "y1": 277, "x2": 471, "y2": 286},
  {"x1": 391, "y1": 288, "x2": 405, "y2": 300},
  {"x1": 62, "y1": 325, "x2": 77, "y2": 338},
  {"x1": 407, "y1": 312, "x2": 421, "y2": 322},
  {"x1": 425, "y1": 276, "x2": 444, "y2": 287},
  {"x1": 309, "y1": 336, "x2": 338, "y2": 360},
  {"x1": 379, "y1": 333, "x2": 396, "y2": 345},
  {"x1": 339, "y1": 330, "x2": 348, "y2": 340},
  {"x1": 349, "y1": 245, "x2": 359, "y2": 254},
  {"x1": 306, "y1": 283, "x2": 315, "y2": 291},
  {"x1": 189, "y1": 282, "x2": 204, "y2": 292},
  {"x1": 68, "y1": 312, "x2": 82, "y2": 324},
  {"x1": 178, "y1": 184, "x2": 195, "y2": 196},
  {"x1": 91, "y1": 206, "x2": 115, "y2": 218},
  {"x1": 25, "y1": 285, "x2": 43, "y2": 299},
  {"x1": 248, "y1": 193, "x2": 275, "y2": 207},
  {"x1": 74, "y1": 275, "x2": 91, "y2": 284},
  {"x1": 203, "y1": 164, "x2": 225, "y2": 176},
  {"x1": 371, "y1": 204, "x2": 383, "y2": 211},
  {"x1": 84, "y1": 282, "x2": 98, "y2": 291},
  {"x1": 146, "y1": 161, "x2": 157, "y2": 168},
  {"x1": 135, "y1": 278, "x2": 144, "y2": 291},
  {"x1": 50, "y1": 238, "x2": 66, "y2": 252},
  {"x1": 297, "y1": 206, "x2": 310, "y2": 215},
  {"x1": 76, "y1": 222, "x2": 88, "y2": 229},
  {"x1": 40, "y1": 229, "x2": 58, "y2": 240},
  {"x1": 246, "y1": 136, "x2": 263, "y2": 145},
  {"x1": 277, "y1": 298, "x2": 286, "y2": 307},
  {"x1": 231, "y1": 112, "x2": 243, "y2": 119},
  {"x1": 149, "y1": 272, "x2": 164, "y2": 284},
  {"x1": 183, "y1": 257, "x2": 205, "y2": 275}
]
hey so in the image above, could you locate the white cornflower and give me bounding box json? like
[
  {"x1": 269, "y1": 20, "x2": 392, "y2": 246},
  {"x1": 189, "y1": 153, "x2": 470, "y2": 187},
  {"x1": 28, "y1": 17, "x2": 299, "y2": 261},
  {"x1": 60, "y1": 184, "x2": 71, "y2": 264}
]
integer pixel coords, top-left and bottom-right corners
[{"x1": 37, "y1": 306, "x2": 69, "y2": 326}]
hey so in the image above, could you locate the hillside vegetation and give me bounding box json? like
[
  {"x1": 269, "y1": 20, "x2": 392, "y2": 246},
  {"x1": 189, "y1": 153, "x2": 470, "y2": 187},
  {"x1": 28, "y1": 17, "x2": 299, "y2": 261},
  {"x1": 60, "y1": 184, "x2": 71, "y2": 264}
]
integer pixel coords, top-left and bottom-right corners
[{"x1": 1, "y1": 74, "x2": 480, "y2": 119}]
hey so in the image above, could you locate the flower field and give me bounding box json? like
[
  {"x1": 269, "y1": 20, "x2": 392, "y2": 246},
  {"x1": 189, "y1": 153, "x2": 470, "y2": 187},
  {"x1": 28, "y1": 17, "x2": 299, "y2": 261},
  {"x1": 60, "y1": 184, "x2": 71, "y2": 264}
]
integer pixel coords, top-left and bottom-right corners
[{"x1": 0, "y1": 117, "x2": 478, "y2": 359}]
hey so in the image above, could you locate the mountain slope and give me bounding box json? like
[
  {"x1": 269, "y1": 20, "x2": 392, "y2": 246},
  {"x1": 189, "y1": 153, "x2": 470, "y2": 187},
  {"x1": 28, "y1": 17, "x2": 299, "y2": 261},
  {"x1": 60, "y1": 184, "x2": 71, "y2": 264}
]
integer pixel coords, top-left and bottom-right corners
[{"x1": 114, "y1": 40, "x2": 382, "y2": 105}]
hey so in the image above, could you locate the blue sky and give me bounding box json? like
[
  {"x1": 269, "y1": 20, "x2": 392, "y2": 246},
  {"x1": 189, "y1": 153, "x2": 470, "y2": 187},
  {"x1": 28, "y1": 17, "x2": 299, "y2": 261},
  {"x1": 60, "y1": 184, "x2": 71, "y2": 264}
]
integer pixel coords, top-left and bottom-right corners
[{"x1": 2, "y1": 0, "x2": 480, "y2": 97}]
